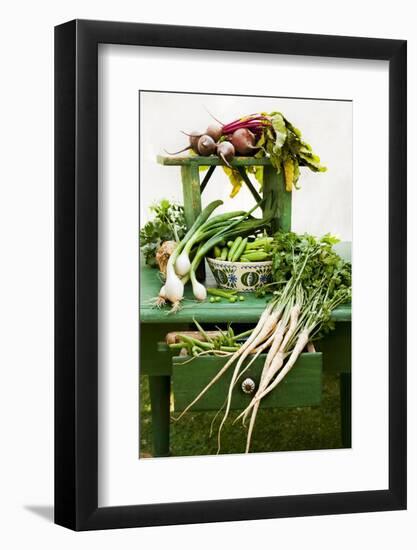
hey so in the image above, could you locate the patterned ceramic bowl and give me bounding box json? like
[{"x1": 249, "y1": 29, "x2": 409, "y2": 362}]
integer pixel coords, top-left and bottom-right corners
[{"x1": 207, "y1": 257, "x2": 273, "y2": 292}]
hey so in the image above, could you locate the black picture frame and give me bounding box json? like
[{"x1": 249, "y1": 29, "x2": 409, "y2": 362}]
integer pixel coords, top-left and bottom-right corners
[{"x1": 55, "y1": 19, "x2": 407, "y2": 531}]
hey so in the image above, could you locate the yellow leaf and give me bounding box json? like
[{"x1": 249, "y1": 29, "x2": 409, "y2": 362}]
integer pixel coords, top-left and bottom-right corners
[
  {"x1": 223, "y1": 166, "x2": 244, "y2": 198},
  {"x1": 284, "y1": 158, "x2": 294, "y2": 192},
  {"x1": 230, "y1": 180, "x2": 242, "y2": 198}
]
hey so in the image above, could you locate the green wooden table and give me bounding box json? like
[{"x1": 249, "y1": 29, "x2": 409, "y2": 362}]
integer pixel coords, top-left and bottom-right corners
[{"x1": 140, "y1": 155, "x2": 352, "y2": 456}]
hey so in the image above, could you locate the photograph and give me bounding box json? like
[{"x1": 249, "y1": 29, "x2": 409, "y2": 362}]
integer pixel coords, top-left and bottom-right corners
[{"x1": 139, "y1": 91, "x2": 352, "y2": 458}]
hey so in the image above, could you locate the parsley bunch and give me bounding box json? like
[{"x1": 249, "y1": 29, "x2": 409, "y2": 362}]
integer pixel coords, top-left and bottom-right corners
[
  {"x1": 270, "y1": 231, "x2": 351, "y2": 338},
  {"x1": 140, "y1": 199, "x2": 186, "y2": 268}
]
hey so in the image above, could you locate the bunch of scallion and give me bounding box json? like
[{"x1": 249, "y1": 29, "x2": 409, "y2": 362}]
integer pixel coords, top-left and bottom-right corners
[{"x1": 173, "y1": 232, "x2": 351, "y2": 453}]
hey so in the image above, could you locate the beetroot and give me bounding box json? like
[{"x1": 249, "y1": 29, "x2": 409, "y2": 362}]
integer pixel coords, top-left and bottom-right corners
[
  {"x1": 198, "y1": 135, "x2": 216, "y2": 156},
  {"x1": 205, "y1": 123, "x2": 223, "y2": 142},
  {"x1": 182, "y1": 130, "x2": 203, "y2": 153},
  {"x1": 230, "y1": 128, "x2": 258, "y2": 155},
  {"x1": 217, "y1": 141, "x2": 235, "y2": 167}
]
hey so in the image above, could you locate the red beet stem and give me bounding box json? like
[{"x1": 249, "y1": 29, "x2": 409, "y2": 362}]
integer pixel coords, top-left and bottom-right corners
[
  {"x1": 223, "y1": 113, "x2": 265, "y2": 127},
  {"x1": 222, "y1": 117, "x2": 271, "y2": 135},
  {"x1": 222, "y1": 121, "x2": 270, "y2": 136}
]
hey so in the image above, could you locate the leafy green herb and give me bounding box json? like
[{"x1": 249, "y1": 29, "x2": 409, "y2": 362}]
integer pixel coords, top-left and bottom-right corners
[
  {"x1": 270, "y1": 231, "x2": 351, "y2": 336},
  {"x1": 140, "y1": 199, "x2": 186, "y2": 268}
]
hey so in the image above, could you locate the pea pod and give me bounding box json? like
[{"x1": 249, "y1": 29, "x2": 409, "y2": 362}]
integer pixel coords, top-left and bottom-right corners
[
  {"x1": 245, "y1": 237, "x2": 273, "y2": 250},
  {"x1": 207, "y1": 287, "x2": 237, "y2": 299},
  {"x1": 228, "y1": 236, "x2": 243, "y2": 261},
  {"x1": 231, "y1": 237, "x2": 248, "y2": 262},
  {"x1": 242, "y1": 251, "x2": 270, "y2": 261}
]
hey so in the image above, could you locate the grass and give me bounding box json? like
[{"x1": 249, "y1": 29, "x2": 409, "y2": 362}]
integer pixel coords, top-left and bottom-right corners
[{"x1": 139, "y1": 373, "x2": 344, "y2": 457}]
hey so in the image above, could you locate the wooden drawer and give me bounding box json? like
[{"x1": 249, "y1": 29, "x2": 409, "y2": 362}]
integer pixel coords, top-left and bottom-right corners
[{"x1": 172, "y1": 352, "x2": 322, "y2": 412}]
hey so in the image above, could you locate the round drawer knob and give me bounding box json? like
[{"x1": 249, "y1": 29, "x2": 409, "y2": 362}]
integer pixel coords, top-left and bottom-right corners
[{"x1": 241, "y1": 378, "x2": 256, "y2": 394}]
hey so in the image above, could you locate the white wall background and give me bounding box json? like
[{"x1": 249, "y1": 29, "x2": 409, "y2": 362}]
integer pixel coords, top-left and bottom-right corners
[
  {"x1": 141, "y1": 92, "x2": 352, "y2": 239},
  {"x1": 0, "y1": 1, "x2": 415, "y2": 549}
]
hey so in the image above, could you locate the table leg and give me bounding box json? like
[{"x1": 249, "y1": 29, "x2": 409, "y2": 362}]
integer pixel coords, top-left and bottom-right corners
[
  {"x1": 262, "y1": 165, "x2": 291, "y2": 232},
  {"x1": 181, "y1": 163, "x2": 204, "y2": 279},
  {"x1": 340, "y1": 372, "x2": 351, "y2": 447},
  {"x1": 148, "y1": 375, "x2": 171, "y2": 457}
]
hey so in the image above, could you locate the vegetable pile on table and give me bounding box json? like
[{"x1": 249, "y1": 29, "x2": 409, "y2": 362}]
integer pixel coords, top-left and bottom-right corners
[
  {"x1": 172, "y1": 232, "x2": 351, "y2": 453},
  {"x1": 167, "y1": 111, "x2": 326, "y2": 196}
]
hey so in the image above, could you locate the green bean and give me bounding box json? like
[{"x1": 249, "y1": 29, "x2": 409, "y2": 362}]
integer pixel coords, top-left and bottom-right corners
[
  {"x1": 192, "y1": 346, "x2": 204, "y2": 356},
  {"x1": 178, "y1": 334, "x2": 213, "y2": 350},
  {"x1": 245, "y1": 237, "x2": 273, "y2": 250},
  {"x1": 168, "y1": 342, "x2": 188, "y2": 350},
  {"x1": 241, "y1": 251, "x2": 270, "y2": 261},
  {"x1": 207, "y1": 287, "x2": 237, "y2": 298},
  {"x1": 232, "y1": 328, "x2": 253, "y2": 340},
  {"x1": 231, "y1": 237, "x2": 248, "y2": 262},
  {"x1": 228, "y1": 237, "x2": 242, "y2": 261},
  {"x1": 220, "y1": 247, "x2": 228, "y2": 260}
]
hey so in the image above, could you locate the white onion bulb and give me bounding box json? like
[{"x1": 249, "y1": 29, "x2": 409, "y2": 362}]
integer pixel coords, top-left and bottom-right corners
[
  {"x1": 192, "y1": 278, "x2": 207, "y2": 301},
  {"x1": 164, "y1": 265, "x2": 184, "y2": 303},
  {"x1": 175, "y1": 250, "x2": 191, "y2": 276}
]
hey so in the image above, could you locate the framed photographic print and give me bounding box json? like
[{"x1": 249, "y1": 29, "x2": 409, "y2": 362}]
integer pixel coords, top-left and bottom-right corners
[{"x1": 55, "y1": 19, "x2": 406, "y2": 530}]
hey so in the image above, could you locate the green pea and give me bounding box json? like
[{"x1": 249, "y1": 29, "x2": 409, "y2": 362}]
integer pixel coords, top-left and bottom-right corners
[
  {"x1": 229, "y1": 296, "x2": 237, "y2": 303},
  {"x1": 215, "y1": 296, "x2": 221, "y2": 302},
  {"x1": 239, "y1": 296, "x2": 245, "y2": 301},
  {"x1": 209, "y1": 297, "x2": 216, "y2": 303}
]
